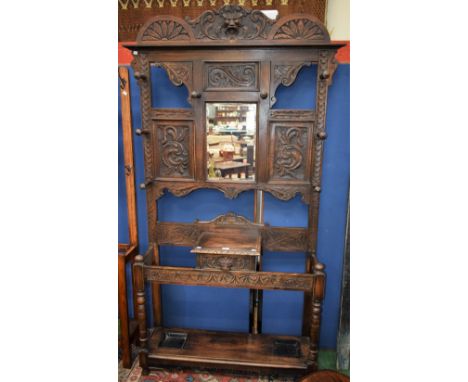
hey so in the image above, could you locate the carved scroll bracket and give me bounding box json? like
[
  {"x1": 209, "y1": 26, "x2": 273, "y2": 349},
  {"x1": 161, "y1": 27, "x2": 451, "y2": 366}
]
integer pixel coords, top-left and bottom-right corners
[
  {"x1": 270, "y1": 62, "x2": 312, "y2": 106},
  {"x1": 153, "y1": 62, "x2": 193, "y2": 104}
]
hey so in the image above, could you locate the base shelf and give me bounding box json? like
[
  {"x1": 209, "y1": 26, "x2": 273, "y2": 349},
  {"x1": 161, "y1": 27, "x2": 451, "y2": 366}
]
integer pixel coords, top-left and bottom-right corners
[{"x1": 147, "y1": 327, "x2": 312, "y2": 372}]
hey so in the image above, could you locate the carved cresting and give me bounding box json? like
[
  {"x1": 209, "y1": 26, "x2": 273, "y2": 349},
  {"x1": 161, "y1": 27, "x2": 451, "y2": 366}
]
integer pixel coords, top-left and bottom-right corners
[
  {"x1": 274, "y1": 126, "x2": 308, "y2": 179},
  {"x1": 157, "y1": 125, "x2": 190, "y2": 176},
  {"x1": 187, "y1": 5, "x2": 274, "y2": 40},
  {"x1": 141, "y1": 19, "x2": 191, "y2": 41},
  {"x1": 272, "y1": 18, "x2": 327, "y2": 40},
  {"x1": 206, "y1": 62, "x2": 258, "y2": 90},
  {"x1": 135, "y1": 6, "x2": 330, "y2": 44}
]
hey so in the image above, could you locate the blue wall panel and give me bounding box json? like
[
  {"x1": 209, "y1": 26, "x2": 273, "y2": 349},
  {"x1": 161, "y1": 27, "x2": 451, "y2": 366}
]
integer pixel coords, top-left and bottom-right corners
[
  {"x1": 273, "y1": 64, "x2": 317, "y2": 109},
  {"x1": 316, "y1": 65, "x2": 350, "y2": 348},
  {"x1": 118, "y1": 64, "x2": 350, "y2": 349}
]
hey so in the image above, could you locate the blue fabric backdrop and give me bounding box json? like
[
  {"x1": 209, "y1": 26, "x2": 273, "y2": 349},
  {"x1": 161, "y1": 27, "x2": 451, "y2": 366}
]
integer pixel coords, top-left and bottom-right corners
[{"x1": 118, "y1": 64, "x2": 350, "y2": 349}]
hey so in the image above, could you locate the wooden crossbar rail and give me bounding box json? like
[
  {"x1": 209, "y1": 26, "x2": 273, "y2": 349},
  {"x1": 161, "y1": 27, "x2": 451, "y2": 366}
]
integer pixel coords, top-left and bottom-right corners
[{"x1": 143, "y1": 266, "x2": 315, "y2": 291}]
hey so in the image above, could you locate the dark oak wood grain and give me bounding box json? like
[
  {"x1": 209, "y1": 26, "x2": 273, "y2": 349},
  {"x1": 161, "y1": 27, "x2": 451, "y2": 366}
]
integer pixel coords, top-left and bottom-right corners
[
  {"x1": 128, "y1": 4, "x2": 341, "y2": 374},
  {"x1": 148, "y1": 327, "x2": 311, "y2": 370}
]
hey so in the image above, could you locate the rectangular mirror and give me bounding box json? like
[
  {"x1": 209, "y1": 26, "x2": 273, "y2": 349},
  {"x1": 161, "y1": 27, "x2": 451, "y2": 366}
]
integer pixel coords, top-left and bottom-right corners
[{"x1": 206, "y1": 103, "x2": 257, "y2": 182}]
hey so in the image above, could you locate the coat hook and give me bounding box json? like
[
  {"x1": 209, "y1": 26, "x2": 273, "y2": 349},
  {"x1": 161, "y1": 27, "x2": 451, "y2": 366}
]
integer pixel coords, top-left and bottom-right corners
[{"x1": 135, "y1": 129, "x2": 150, "y2": 136}]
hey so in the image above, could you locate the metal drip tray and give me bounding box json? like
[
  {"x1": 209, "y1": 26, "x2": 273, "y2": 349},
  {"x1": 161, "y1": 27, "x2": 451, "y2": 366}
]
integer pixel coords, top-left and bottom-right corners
[
  {"x1": 272, "y1": 339, "x2": 301, "y2": 357},
  {"x1": 159, "y1": 332, "x2": 188, "y2": 349}
]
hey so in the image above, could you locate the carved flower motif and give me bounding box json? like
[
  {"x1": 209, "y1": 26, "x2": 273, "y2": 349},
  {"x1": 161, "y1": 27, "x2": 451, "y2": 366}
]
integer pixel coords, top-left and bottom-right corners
[
  {"x1": 142, "y1": 20, "x2": 190, "y2": 41},
  {"x1": 274, "y1": 19, "x2": 325, "y2": 40}
]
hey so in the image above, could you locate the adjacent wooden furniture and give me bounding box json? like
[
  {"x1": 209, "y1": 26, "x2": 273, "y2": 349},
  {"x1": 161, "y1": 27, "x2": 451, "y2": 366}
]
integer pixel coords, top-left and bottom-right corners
[
  {"x1": 118, "y1": 66, "x2": 139, "y2": 368},
  {"x1": 126, "y1": 4, "x2": 343, "y2": 376}
]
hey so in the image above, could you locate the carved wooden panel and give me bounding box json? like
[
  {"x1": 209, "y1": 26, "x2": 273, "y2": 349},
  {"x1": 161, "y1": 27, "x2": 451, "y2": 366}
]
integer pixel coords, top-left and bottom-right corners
[
  {"x1": 197, "y1": 254, "x2": 256, "y2": 271},
  {"x1": 144, "y1": 266, "x2": 315, "y2": 291},
  {"x1": 154, "y1": 121, "x2": 194, "y2": 179},
  {"x1": 262, "y1": 227, "x2": 308, "y2": 252},
  {"x1": 269, "y1": 122, "x2": 313, "y2": 182},
  {"x1": 204, "y1": 62, "x2": 259, "y2": 91}
]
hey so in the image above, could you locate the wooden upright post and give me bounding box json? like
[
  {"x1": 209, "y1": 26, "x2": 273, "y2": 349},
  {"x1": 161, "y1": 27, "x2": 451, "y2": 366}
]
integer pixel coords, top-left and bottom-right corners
[{"x1": 133, "y1": 255, "x2": 149, "y2": 375}]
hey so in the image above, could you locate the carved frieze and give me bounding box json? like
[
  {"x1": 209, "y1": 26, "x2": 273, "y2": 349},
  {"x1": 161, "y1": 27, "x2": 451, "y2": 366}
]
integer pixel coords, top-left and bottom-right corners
[
  {"x1": 205, "y1": 62, "x2": 258, "y2": 91},
  {"x1": 155, "y1": 124, "x2": 193, "y2": 178},
  {"x1": 144, "y1": 266, "x2": 315, "y2": 291},
  {"x1": 134, "y1": 6, "x2": 331, "y2": 45}
]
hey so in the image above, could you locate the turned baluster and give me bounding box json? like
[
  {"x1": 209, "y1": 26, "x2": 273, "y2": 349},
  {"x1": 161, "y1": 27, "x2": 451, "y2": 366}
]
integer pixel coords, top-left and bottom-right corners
[
  {"x1": 133, "y1": 255, "x2": 149, "y2": 375},
  {"x1": 309, "y1": 261, "x2": 326, "y2": 369}
]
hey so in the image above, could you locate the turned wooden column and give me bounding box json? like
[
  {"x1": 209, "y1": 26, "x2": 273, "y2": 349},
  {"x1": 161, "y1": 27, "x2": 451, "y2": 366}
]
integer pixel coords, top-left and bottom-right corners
[
  {"x1": 309, "y1": 260, "x2": 326, "y2": 369},
  {"x1": 133, "y1": 255, "x2": 149, "y2": 375}
]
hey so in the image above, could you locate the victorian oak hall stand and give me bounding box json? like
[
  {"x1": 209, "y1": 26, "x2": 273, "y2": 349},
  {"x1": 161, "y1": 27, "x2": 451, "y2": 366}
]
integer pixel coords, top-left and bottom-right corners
[{"x1": 125, "y1": 4, "x2": 343, "y2": 377}]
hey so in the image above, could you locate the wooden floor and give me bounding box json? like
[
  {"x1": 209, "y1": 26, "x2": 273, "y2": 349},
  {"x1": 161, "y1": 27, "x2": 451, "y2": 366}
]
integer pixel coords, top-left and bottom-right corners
[{"x1": 148, "y1": 327, "x2": 311, "y2": 370}]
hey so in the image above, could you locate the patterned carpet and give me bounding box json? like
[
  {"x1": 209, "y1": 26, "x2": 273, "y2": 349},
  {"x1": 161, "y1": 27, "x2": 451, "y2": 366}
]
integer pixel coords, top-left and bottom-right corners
[
  {"x1": 121, "y1": 359, "x2": 295, "y2": 382},
  {"x1": 119, "y1": 351, "x2": 344, "y2": 382}
]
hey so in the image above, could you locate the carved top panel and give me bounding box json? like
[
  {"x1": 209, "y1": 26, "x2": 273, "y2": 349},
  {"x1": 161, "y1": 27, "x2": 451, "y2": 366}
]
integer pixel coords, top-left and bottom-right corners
[
  {"x1": 205, "y1": 62, "x2": 258, "y2": 91},
  {"x1": 132, "y1": 5, "x2": 334, "y2": 47}
]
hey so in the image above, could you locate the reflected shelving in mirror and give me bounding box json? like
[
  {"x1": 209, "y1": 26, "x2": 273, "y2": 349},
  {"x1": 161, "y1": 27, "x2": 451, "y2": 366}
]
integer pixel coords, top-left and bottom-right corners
[{"x1": 206, "y1": 103, "x2": 257, "y2": 182}]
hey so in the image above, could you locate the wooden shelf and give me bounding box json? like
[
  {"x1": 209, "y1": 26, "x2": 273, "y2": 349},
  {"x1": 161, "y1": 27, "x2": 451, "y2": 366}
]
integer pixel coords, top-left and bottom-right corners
[{"x1": 148, "y1": 327, "x2": 311, "y2": 371}]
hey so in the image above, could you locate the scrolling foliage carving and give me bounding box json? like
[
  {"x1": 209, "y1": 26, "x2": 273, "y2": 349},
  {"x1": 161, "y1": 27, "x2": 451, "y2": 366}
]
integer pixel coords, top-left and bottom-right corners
[
  {"x1": 273, "y1": 126, "x2": 308, "y2": 179},
  {"x1": 157, "y1": 125, "x2": 190, "y2": 177},
  {"x1": 206, "y1": 63, "x2": 258, "y2": 90}
]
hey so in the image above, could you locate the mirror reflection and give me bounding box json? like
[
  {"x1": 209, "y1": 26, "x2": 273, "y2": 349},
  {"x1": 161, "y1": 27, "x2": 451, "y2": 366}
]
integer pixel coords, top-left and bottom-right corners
[{"x1": 206, "y1": 103, "x2": 256, "y2": 182}]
